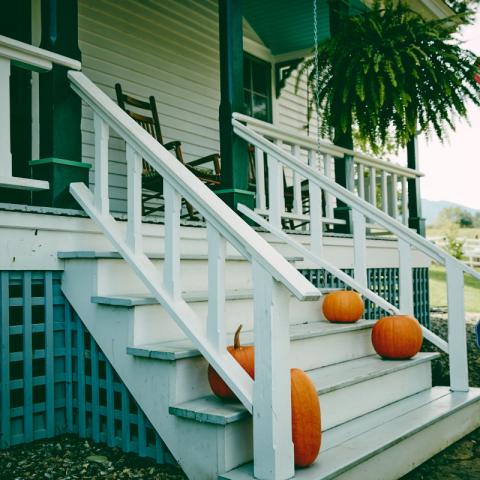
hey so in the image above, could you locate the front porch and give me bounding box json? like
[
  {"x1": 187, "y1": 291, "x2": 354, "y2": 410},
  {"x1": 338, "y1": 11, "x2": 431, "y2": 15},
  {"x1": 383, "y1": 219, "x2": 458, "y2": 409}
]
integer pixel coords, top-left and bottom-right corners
[{"x1": 0, "y1": 0, "x2": 427, "y2": 234}]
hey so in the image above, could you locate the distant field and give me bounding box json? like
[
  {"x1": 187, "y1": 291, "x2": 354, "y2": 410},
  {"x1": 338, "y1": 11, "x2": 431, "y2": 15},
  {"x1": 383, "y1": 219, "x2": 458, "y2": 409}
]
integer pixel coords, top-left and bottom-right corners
[
  {"x1": 427, "y1": 227, "x2": 480, "y2": 239},
  {"x1": 429, "y1": 263, "x2": 480, "y2": 313}
]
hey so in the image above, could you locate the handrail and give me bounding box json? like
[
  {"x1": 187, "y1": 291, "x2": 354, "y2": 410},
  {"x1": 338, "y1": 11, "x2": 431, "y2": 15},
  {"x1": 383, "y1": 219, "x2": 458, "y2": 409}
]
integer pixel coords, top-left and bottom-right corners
[
  {"x1": 68, "y1": 71, "x2": 318, "y2": 302},
  {"x1": 233, "y1": 118, "x2": 480, "y2": 282},
  {"x1": 233, "y1": 113, "x2": 423, "y2": 179},
  {"x1": 0, "y1": 34, "x2": 81, "y2": 71},
  {"x1": 68, "y1": 70, "x2": 310, "y2": 478}
]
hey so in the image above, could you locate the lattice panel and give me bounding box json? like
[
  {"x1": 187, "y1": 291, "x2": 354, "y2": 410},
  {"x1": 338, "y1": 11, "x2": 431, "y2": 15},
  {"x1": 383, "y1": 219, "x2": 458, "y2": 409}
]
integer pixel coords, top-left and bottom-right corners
[
  {"x1": 0, "y1": 271, "x2": 172, "y2": 464},
  {"x1": 301, "y1": 267, "x2": 430, "y2": 327}
]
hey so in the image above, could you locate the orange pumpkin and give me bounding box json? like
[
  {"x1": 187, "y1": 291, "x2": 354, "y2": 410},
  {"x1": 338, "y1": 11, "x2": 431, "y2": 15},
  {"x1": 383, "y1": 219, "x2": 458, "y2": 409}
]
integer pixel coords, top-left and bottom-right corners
[
  {"x1": 322, "y1": 290, "x2": 364, "y2": 323},
  {"x1": 371, "y1": 315, "x2": 423, "y2": 359},
  {"x1": 208, "y1": 325, "x2": 254, "y2": 400},
  {"x1": 291, "y1": 368, "x2": 321, "y2": 467}
]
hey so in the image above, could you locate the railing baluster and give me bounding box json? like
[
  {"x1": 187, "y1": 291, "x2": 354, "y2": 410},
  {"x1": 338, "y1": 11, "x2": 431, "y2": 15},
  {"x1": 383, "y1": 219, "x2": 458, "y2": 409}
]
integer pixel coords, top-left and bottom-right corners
[
  {"x1": 352, "y1": 209, "x2": 367, "y2": 288},
  {"x1": 369, "y1": 167, "x2": 376, "y2": 207},
  {"x1": 126, "y1": 144, "x2": 142, "y2": 255},
  {"x1": 358, "y1": 163, "x2": 365, "y2": 201},
  {"x1": 446, "y1": 257, "x2": 469, "y2": 391},
  {"x1": 291, "y1": 145, "x2": 302, "y2": 215},
  {"x1": 309, "y1": 179, "x2": 323, "y2": 256},
  {"x1": 252, "y1": 261, "x2": 294, "y2": 480},
  {"x1": 401, "y1": 176, "x2": 408, "y2": 225},
  {"x1": 94, "y1": 112, "x2": 110, "y2": 215},
  {"x1": 308, "y1": 150, "x2": 323, "y2": 254},
  {"x1": 388, "y1": 173, "x2": 398, "y2": 220},
  {"x1": 255, "y1": 147, "x2": 266, "y2": 211},
  {"x1": 381, "y1": 171, "x2": 388, "y2": 213},
  {"x1": 207, "y1": 224, "x2": 226, "y2": 352},
  {"x1": 0, "y1": 57, "x2": 12, "y2": 177},
  {"x1": 268, "y1": 148, "x2": 283, "y2": 229},
  {"x1": 398, "y1": 239, "x2": 413, "y2": 315},
  {"x1": 324, "y1": 155, "x2": 335, "y2": 219},
  {"x1": 274, "y1": 140, "x2": 286, "y2": 215},
  {"x1": 307, "y1": 149, "x2": 317, "y2": 169},
  {"x1": 163, "y1": 181, "x2": 182, "y2": 299}
]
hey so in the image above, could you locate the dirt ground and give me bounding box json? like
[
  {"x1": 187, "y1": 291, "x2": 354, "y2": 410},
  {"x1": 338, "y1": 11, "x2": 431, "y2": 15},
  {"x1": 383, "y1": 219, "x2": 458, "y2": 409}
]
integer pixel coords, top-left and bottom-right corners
[{"x1": 0, "y1": 435, "x2": 186, "y2": 480}]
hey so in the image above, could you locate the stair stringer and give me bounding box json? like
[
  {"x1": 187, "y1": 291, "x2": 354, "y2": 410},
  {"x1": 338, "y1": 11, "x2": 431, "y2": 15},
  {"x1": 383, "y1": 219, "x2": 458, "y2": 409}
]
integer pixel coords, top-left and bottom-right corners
[{"x1": 61, "y1": 258, "x2": 246, "y2": 480}]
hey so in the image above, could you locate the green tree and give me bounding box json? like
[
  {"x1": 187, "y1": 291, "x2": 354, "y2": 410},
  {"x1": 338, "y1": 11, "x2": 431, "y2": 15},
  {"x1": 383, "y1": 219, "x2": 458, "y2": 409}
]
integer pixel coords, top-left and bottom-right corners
[
  {"x1": 446, "y1": 0, "x2": 479, "y2": 17},
  {"x1": 298, "y1": 0, "x2": 480, "y2": 154},
  {"x1": 435, "y1": 206, "x2": 475, "y2": 227}
]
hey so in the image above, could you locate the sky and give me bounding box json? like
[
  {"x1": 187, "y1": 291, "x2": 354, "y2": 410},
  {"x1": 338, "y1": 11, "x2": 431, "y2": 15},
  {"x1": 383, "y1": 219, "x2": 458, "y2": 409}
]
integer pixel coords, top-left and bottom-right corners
[{"x1": 406, "y1": 14, "x2": 480, "y2": 210}]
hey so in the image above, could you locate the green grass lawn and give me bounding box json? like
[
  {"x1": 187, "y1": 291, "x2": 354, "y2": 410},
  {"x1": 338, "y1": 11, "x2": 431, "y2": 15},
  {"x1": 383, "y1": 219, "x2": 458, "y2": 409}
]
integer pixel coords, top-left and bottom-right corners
[{"x1": 429, "y1": 263, "x2": 480, "y2": 313}]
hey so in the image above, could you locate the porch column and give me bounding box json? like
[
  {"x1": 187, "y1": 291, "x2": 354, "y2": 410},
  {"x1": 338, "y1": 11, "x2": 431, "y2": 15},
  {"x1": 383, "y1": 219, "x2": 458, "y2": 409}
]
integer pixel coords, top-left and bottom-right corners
[
  {"x1": 0, "y1": 0, "x2": 32, "y2": 205},
  {"x1": 31, "y1": 0, "x2": 90, "y2": 209},
  {"x1": 328, "y1": 0, "x2": 352, "y2": 233},
  {"x1": 407, "y1": 137, "x2": 426, "y2": 236},
  {"x1": 216, "y1": 0, "x2": 255, "y2": 212}
]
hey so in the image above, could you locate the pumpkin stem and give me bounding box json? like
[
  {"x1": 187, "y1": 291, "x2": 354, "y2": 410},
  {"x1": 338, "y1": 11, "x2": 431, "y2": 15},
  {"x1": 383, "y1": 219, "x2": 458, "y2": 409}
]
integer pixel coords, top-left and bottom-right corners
[{"x1": 234, "y1": 325, "x2": 243, "y2": 349}]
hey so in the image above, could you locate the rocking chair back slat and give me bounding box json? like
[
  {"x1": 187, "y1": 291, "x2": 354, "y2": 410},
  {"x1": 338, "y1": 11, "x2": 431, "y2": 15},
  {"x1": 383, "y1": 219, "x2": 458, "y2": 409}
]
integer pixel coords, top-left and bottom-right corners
[{"x1": 114, "y1": 82, "x2": 221, "y2": 217}]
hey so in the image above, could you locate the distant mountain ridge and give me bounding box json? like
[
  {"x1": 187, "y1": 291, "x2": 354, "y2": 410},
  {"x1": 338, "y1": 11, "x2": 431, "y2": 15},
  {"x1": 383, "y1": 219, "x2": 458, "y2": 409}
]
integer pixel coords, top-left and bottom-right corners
[{"x1": 422, "y1": 199, "x2": 479, "y2": 225}]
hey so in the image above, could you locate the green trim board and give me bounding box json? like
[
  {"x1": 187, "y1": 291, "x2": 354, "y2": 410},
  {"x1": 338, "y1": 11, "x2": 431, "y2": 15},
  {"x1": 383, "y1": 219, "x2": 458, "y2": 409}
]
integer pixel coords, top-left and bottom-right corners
[
  {"x1": 30, "y1": 158, "x2": 90, "y2": 208},
  {"x1": 29, "y1": 157, "x2": 92, "y2": 169},
  {"x1": 0, "y1": 0, "x2": 33, "y2": 206},
  {"x1": 219, "y1": 0, "x2": 250, "y2": 207},
  {"x1": 213, "y1": 188, "x2": 255, "y2": 196}
]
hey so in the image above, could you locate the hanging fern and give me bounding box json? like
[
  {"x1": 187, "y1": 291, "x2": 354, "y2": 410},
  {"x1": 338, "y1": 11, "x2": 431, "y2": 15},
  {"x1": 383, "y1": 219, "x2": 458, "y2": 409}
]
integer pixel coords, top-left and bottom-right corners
[{"x1": 297, "y1": 0, "x2": 480, "y2": 154}]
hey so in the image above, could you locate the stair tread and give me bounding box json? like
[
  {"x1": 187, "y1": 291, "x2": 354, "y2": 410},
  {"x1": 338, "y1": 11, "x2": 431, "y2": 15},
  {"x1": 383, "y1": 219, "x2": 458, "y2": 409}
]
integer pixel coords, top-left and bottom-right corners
[
  {"x1": 169, "y1": 352, "x2": 439, "y2": 425},
  {"x1": 127, "y1": 320, "x2": 377, "y2": 360},
  {"x1": 219, "y1": 387, "x2": 480, "y2": 480},
  {"x1": 58, "y1": 250, "x2": 303, "y2": 262},
  {"x1": 92, "y1": 288, "x2": 342, "y2": 307}
]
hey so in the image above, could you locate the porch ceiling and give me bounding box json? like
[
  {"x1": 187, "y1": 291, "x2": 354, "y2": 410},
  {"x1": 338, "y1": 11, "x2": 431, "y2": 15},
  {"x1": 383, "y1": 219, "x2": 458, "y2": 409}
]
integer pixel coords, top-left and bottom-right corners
[{"x1": 243, "y1": 0, "x2": 367, "y2": 56}]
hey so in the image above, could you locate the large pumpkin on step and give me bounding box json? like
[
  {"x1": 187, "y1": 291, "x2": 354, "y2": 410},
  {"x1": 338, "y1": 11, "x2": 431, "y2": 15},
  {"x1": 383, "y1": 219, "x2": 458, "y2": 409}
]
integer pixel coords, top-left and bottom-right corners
[
  {"x1": 322, "y1": 290, "x2": 364, "y2": 323},
  {"x1": 291, "y1": 368, "x2": 321, "y2": 467},
  {"x1": 208, "y1": 325, "x2": 254, "y2": 400},
  {"x1": 371, "y1": 315, "x2": 423, "y2": 359}
]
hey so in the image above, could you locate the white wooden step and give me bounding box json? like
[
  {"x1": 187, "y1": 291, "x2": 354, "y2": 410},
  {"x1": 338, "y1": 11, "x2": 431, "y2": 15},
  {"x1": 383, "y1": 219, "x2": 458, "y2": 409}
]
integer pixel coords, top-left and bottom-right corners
[
  {"x1": 220, "y1": 387, "x2": 480, "y2": 480},
  {"x1": 91, "y1": 288, "x2": 340, "y2": 343},
  {"x1": 59, "y1": 250, "x2": 303, "y2": 294},
  {"x1": 91, "y1": 287, "x2": 341, "y2": 307},
  {"x1": 169, "y1": 352, "x2": 438, "y2": 430},
  {"x1": 127, "y1": 319, "x2": 377, "y2": 367}
]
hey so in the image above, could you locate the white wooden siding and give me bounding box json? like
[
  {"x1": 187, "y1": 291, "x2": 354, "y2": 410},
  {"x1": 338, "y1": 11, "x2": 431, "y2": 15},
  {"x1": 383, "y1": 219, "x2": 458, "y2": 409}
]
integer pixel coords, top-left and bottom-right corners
[{"x1": 78, "y1": 0, "x2": 315, "y2": 213}]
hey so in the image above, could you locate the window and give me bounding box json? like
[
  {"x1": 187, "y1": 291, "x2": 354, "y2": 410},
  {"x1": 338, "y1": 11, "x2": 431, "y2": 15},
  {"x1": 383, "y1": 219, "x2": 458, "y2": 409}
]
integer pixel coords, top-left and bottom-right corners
[{"x1": 243, "y1": 53, "x2": 272, "y2": 123}]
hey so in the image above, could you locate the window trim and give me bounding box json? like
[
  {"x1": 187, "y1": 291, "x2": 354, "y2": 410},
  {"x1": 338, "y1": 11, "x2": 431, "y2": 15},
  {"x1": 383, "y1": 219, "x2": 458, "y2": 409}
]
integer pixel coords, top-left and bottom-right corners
[{"x1": 243, "y1": 52, "x2": 273, "y2": 124}]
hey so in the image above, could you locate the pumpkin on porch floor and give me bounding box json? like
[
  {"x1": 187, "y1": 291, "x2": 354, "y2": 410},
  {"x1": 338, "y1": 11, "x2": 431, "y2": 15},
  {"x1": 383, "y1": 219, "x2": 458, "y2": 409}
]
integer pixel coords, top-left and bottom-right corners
[
  {"x1": 371, "y1": 315, "x2": 423, "y2": 359},
  {"x1": 322, "y1": 290, "x2": 364, "y2": 323},
  {"x1": 291, "y1": 368, "x2": 321, "y2": 467},
  {"x1": 208, "y1": 325, "x2": 254, "y2": 400}
]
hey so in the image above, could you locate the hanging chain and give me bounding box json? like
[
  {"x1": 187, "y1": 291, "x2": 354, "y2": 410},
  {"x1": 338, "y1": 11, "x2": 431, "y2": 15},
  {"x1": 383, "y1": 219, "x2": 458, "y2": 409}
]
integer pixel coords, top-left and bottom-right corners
[{"x1": 313, "y1": 0, "x2": 322, "y2": 164}]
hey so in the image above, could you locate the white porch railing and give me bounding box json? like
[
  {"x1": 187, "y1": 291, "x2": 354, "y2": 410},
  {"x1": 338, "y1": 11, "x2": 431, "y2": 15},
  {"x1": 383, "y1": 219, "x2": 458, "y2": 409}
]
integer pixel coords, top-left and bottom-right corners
[
  {"x1": 0, "y1": 35, "x2": 81, "y2": 191},
  {"x1": 67, "y1": 70, "x2": 320, "y2": 480},
  {"x1": 234, "y1": 113, "x2": 423, "y2": 229},
  {"x1": 233, "y1": 116, "x2": 480, "y2": 393}
]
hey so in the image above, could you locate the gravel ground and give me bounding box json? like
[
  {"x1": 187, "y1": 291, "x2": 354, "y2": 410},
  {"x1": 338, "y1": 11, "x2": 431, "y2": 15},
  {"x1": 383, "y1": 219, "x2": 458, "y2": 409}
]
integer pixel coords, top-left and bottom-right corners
[
  {"x1": 425, "y1": 310, "x2": 480, "y2": 388},
  {"x1": 0, "y1": 435, "x2": 185, "y2": 480},
  {"x1": 1, "y1": 311, "x2": 479, "y2": 480}
]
